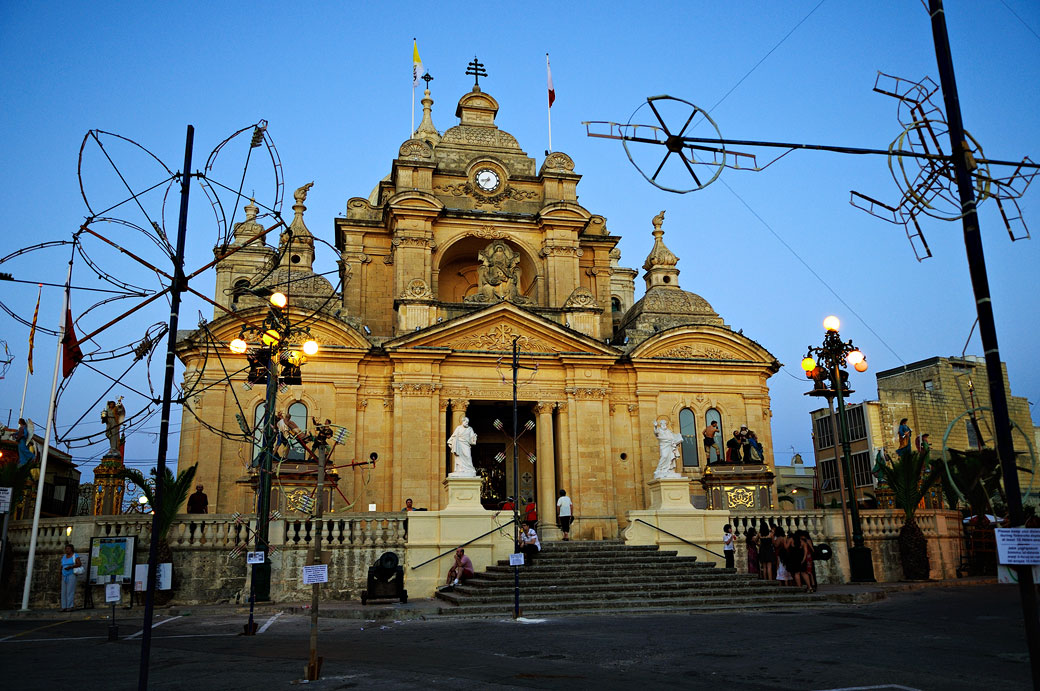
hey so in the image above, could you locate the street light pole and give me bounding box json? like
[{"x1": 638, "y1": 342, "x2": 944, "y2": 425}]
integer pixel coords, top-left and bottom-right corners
[
  {"x1": 252, "y1": 345, "x2": 279, "y2": 602},
  {"x1": 803, "y1": 317, "x2": 874, "y2": 583}
]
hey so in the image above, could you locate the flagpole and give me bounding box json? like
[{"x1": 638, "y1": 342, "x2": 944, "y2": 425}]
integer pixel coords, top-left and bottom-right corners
[
  {"x1": 411, "y1": 38, "x2": 417, "y2": 138},
  {"x1": 18, "y1": 285, "x2": 42, "y2": 421},
  {"x1": 20, "y1": 249, "x2": 74, "y2": 611},
  {"x1": 546, "y1": 53, "x2": 553, "y2": 153}
]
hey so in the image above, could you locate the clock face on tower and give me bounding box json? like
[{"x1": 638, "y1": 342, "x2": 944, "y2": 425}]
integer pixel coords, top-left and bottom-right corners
[{"x1": 474, "y1": 168, "x2": 501, "y2": 192}]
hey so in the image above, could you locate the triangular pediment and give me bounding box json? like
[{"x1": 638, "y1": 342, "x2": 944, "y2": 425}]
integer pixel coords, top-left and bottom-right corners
[
  {"x1": 629, "y1": 324, "x2": 778, "y2": 368},
  {"x1": 384, "y1": 302, "x2": 617, "y2": 356},
  {"x1": 178, "y1": 306, "x2": 372, "y2": 354}
]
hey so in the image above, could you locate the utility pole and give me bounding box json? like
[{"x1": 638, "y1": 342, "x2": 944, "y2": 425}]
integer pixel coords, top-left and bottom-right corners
[{"x1": 306, "y1": 440, "x2": 327, "y2": 681}]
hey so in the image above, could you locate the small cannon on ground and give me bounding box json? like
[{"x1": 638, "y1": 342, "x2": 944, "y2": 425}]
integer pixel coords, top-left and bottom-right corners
[{"x1": 360, "y1": 551, "x2": 407, "y2": 604}]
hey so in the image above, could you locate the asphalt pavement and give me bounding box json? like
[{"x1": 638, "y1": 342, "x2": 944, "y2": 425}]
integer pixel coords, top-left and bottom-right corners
[{"x1": 0, "y1": 584, "x2": 1032, "y2": 690}]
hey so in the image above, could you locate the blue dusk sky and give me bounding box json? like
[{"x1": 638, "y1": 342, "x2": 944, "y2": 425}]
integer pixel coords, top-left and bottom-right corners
[{"x1": 1, "y1": 1, "x2": 1038, "y2": 479}]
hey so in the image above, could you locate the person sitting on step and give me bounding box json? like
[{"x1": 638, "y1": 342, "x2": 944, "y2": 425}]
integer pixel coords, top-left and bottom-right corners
[
  {"x1": 445, "y1": 548, "x2": 474, "y2": 590},
  {"x1": 518, "y1": 521, "x2": 540, "y2": 562}
]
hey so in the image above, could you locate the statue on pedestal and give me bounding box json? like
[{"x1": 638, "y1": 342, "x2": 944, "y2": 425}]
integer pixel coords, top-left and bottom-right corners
[
  {"x1": 447, "y1": 417, "x2": 478, "y2": 477},
  {"x1": 101, "y1": 398, "x2": 125, "y2": 458},
  {"x1": 652, "y1": 418, "x2": 683, "y2": 479}
]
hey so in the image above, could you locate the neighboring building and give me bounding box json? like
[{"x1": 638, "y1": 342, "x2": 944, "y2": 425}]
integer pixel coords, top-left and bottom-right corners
[
  {"x1": 809, "y1": 400, "x2": 885, "y2": 507},
  {"x1": 0, "y1": 426, "x2": 80, "y2": 519},
  {"x1": 875, "y1": 356, "x2": 1035, "y2": 459},
  {"x1": 174, "y1": 79, "x2": 783, "y2": 536},
  {"x1": 774, "y1": 454, "x2": 817, "y2": 510}
]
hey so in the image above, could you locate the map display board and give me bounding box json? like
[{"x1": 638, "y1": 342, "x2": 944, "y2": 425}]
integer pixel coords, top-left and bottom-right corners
[{"x1": 88, "y1": 536, "x2": 136, "y2": 585}]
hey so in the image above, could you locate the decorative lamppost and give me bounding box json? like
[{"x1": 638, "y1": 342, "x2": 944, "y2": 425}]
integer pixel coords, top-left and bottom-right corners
[
  {"x1": 801, "y1": 315, "x2": 875, "y2": 583},
  {"x1": 229, "y1": 290, "x2": 318, "y2": 603}
]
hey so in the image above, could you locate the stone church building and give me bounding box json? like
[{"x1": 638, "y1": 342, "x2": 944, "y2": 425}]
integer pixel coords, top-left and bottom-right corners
[{"x1": 174, "y1": 82, "x2": 781, "y2": 539}]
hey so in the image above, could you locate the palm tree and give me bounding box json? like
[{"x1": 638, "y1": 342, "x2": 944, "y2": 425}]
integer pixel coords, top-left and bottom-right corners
[
  {"x1": 876, "y1": 449, "x2": 942, "y2": 580},
  {"x1": 118, "y1": 463, "x2": 197, "y2": 602}
]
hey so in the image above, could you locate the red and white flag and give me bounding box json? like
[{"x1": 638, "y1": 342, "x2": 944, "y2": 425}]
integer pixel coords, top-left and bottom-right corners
[
  {"x1": 546, "y1": 54, "x2": 555, "y2": 108},
  {"x1": 27, "y1": 284, "x2": 41, "y2": 375}
]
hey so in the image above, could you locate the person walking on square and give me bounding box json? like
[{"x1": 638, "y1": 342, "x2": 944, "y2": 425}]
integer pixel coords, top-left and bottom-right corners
[
  {"x1": 723, "y1": 524, "x2": 736, "y2": 569},
  {"x1": 556, "y1": 489, "x2": 574, "y2": 541},
  {"x1": 60, "y1": 543, "x2": 81, "y2": 612}
]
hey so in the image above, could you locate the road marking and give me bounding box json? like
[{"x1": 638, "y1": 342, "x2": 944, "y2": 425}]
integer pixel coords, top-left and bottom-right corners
[
  {"x1": 127, "y1": 615, "x2": 183, "y2": 640},
  {"x1": 814, "y1": 686, "x2": 922, "y2": 691},
  {"x1": 0, "y1": 619, "x2": 69, "y2": 642},
  {"x1": 2, "y1": 632, "x2": 237, "y2": 644},
  {"x1": 258, "y1": 611, "x2": 283, "y2": 634}
]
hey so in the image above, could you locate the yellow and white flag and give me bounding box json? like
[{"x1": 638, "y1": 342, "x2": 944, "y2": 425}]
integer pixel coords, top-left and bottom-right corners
[
  {"x1": 412, "y1": 39, "x2": 423, "y2": 87},
  {"x1": 27, "y1": 284, "x2": 41, "y2": 375}
]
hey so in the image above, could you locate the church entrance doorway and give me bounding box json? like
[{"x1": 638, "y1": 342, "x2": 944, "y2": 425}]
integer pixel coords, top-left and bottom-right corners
[{"x1": 465, "y1": 402, "x2": 537, "y2": 511}]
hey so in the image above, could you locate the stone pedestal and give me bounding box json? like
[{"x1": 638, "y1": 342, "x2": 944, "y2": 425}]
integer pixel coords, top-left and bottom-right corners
[
  {"x1": 442, "y1": 475, "x2": 484, "y2": 511},
  {"x1": 647, "y1": 477, "x2": 693, "y2": 510}
]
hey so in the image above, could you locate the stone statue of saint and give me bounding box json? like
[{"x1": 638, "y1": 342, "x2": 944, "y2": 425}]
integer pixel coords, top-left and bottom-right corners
[
  {"x1": 652, "y1": 418, "x2": 683, "y2": 479},
  {"x1": 465, "y1": 240, "x2": 530, "y2": 304},
  {"x1": 101, "y1": 398, "x2": 126, "y2": 457},
  {"x1": 447, "y1": 417, "x2": 478, "y2": 477}
]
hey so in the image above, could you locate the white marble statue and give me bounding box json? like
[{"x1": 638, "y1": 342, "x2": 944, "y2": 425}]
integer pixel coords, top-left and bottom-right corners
[
  {"x1": 447, "y1": 417, "x2": 478, "y2": 477},
  {"x1": 652, "y1": 418, "x2": 683, "y2": 479},
  {"x1": 101, "y1": 397, "x2": 126, "y2": 457}
]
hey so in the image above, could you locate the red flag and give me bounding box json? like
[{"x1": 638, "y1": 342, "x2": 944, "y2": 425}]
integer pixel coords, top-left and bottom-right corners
[
  {"x1": 62, "y1": 309, "x2": 83, "y2": 378},
  {"x1": 546, "y1": 54, "x2": 555, "y2": 108},
  {"x1": 27, "y1": 285, "x2": 41, "y2": 375}
]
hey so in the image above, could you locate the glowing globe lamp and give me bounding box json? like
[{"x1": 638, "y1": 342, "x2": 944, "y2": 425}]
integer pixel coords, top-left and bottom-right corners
[
  {"x1": 823, "y1": 315, "x2": 841, "y2": 332},
  {"x1": 261, "y1": 329, "x2": 280, "y2": 347},
  {"x1": 269, "y1": 292, "x2": 288, "y2": 309},
  {"x1": 801, "y1": 356, "x2": 817, "y2": 372},
  {"x1": 229, "y1": 338, "x2": 248, "y2": 354},
  {"x1": 854, "y1": 359, "x2": 869, "y2": 372},
  {"x1": 302, "y1": 340, "x2": 319, "y2": 356}
]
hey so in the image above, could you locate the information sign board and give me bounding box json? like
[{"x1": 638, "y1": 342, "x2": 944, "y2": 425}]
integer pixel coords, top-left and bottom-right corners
[
  {"x1": 302, "y1": 564, "x2": 328, "y2": 584},
  {"x1": 995, "y1": 528, "x2": 1040, "y2": 565}
]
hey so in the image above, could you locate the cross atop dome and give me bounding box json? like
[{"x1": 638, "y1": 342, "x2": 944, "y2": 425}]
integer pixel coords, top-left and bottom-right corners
[{"x1": 466, "y1": 56, "x2": 487, "y2": 90}]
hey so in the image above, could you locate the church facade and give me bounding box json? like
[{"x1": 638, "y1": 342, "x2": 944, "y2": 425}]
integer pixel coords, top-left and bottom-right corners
[{"x1": 174, "y1": 81, "x2": 781, "y2": 538}]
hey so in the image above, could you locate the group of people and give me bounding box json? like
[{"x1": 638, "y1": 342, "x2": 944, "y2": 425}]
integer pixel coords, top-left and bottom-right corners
[
  {"x1": 738, "y1": 522, "x2": 818, "y2": 592},
  {"x1": 724, "y1": 425, "x2": 764, "y2": 464}
]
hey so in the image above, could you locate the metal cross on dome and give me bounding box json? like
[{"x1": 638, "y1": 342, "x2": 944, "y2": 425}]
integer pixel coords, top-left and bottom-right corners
[{"x1": 466, "y1": 56, "x2": 487, "y2": 87}]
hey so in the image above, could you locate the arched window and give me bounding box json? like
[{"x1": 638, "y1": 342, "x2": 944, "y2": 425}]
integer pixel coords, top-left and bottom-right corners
[
  {"x1": 611, "y1": 297, "x2": 622, "y2": 313},
  {"x1": 705, "y1": 408, "x2": 723, "y2": 464},
  {"x1": 232, "y1": 279, "x2": 250, "y2": 306},
  {"x1": 679, "y1": 408, "x2": 698, "y2": 467}
]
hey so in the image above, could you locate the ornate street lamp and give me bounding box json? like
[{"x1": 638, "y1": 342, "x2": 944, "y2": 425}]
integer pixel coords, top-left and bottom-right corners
[
  {"x1": 802, "y1": 316, "x2": 875, "y2": 583},
  {"x1": 230, "y1": 290, "x2": 318, "y2": 603}
]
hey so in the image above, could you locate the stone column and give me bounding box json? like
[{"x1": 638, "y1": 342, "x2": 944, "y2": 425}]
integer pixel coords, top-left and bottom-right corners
[
  {"x1": 535, "y1": 402, "x2": 559, "y2": 540},
  {"x1": 555, "y1": 402, "x2": 571, "y2": 500}
]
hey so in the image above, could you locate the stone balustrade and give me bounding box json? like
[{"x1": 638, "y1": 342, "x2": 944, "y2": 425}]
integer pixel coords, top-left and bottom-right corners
[{"x1": 2, "y1": 513, "x2": 406, "y2": 608}]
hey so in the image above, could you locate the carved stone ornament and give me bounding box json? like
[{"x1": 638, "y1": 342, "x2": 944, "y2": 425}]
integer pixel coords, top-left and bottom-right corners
[
  {"x1": 464, "y1": 240, "x2": 532, "y2": 305},
  {"x1": 473, "y1": 225, "x2": 505, "y2": 239},
  {"x1": 540, "y1": 243, "x2": 583, "y2": 258},
  {"x1": 726, "y1": 486, "x2": 756, "y2": 508},
  {"x1": 394, "y1": 383, "x2": 440, "y2": 396},
  {"x1": 542, "y1": 152, "x2": 575, "y2": 172},
  {"x1": 447, "y1": 323, "x2": 556, "y2": 353},
  {"x1": 398, "y1": 139, "x2": 434, "y2": 160},
  {"x1": 653, "y1": 344, "x2": 733, "y2": 360},
  {"x1": 566, "y1": 387, "x2": 609, "y2": 399},
  {"x1": 400, "y1": 278, "x2": 434, "y2": 300},
  {"x1": 563, "y1": 286, "x2": 599, "y2": 310}
]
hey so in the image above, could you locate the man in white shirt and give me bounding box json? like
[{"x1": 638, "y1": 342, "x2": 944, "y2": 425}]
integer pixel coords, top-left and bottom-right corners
[
  {"x1": 519, "y1": 522, "x2": 540, "y2": 561},
  {"x1": 556, "y1": 489, "x2": 574, "y2": 541}
]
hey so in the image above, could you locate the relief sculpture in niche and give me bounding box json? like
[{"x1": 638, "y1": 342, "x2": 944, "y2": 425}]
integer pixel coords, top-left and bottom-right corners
[{"x1": 464, "y1": 240, "x2": 532, "y2": 305}]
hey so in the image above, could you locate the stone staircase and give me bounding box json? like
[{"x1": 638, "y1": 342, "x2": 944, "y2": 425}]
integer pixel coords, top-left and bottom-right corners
[{"x1": 435, "y1": 540, "x2": 831, "y2": 617}]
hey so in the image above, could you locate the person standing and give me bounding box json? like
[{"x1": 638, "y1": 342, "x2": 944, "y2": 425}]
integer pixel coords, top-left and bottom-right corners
[
  {"x1": 556, "y1": 489, "x2": 574, "y2": 541},
  {"x1": 758, "y1": 522, "x2": 776, "y2": 581},
  {"x1": 186, "y1": 484, "x2": 209, "y2": 514},
  {"x1": 523, "y1": 497, "x2": 538, "y2": 527},
  {"x1": 745, "y1": 526, "x2": 760, "y2": 575},
  {"x1": 702, "y1": 420, "x2": 720, "y2": 463},
  {"x1": 897, "y1": 418, "x2": 912, "y2": 458},
  {"x1": 723, "y1": 524, "x2": 735, "y2": 569},
  {"x1": 60, "y1": 543, "x2": 81, "y2": 612},
  {"x1": 726, "y1": 431, "x2": 743, "y2": 463}
]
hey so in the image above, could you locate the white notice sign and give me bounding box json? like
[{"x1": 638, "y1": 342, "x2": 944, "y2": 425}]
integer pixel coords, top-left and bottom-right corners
[
  {"x1": 105, "y1": 583, "x2": 121, "y2": 603},
  {"x1": 302, "y1": 564, "x2": 328, "y2": 585},
  {"x1": 0, "y1": 486, "x2": 11, "y2": 513},
  {"x1": 509, "y1": 552, "x2": 525, "y2": 566},
  {"x1": 246, "y1": 551, "x2": 265, "y2": 564},
  {"x1": 995, "y1": 528, "x2": 1040, "y2": 565}
]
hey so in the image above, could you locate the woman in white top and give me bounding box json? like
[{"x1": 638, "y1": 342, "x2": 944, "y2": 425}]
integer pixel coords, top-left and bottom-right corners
[{"x1": 556, "y1": 489, "x2": 574, "y2": 541}]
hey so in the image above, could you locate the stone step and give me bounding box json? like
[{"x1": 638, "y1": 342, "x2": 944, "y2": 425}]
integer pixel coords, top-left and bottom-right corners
[
  {"x1": 439, "y1": 591, "x2": 829, "y2": 616},
  {"x1": 436, "y1": 582, "x2": 791, "y2": 606},
  {"x1": 462, "y1": 571, "x2": 764, "y2": 589},
  {"x1": 440, "y1": 600, "x2": 840, "y2": 619},
  {"x1": 492, "y1": 552, "x2": 695, "y2": 564},
  {"x1": 452, "y1": 578, "x2": 783, "y2": 595},
  {"x1": 481, "y1": 562, "x2": 722, "y2": 576}
]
